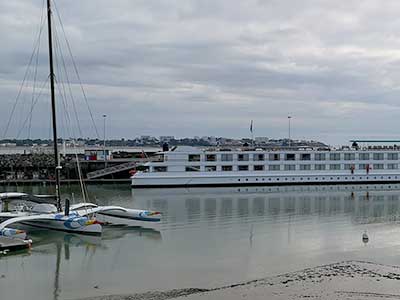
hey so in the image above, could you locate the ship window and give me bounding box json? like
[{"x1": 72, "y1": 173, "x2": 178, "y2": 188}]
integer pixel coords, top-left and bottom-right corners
[
  {"x1": 344, "y1": 164, "x2": 356, "y2": 170},
  {"x1": 388, "y1": 153, "x2": 398, "y2": 160},
  {"x1": 314, "y1": 164, "x2": 326, "y2": 170},
  {"x1": 153, "y1": 166, "x2": 167, "y2": 172},
  {"x1": 269, "y1": 165, "x2": 281, "y2": 171},
  {"x1": 329, "y1": 153, "x2": 341, "y2": 161},
  {"x1": 185, "y1": 166, "x2": 200, "y2": 172},
  {"x1": 222, "y1": 165, "x2": 233, "y2": 171},
  {"x1": 221, "y1": 154, "x2": 233, "y2": 161},
  {"x1": 359, "y1": 164, "x2": 368, "y2": 169},
  {"x1": 388, "y1": 163, "x2": 398, "y2": 169},
  {"x1": 329, "y1": 164, "x2": 341, "y2": 170},
  {"x1": 254, "y1": 165, "x2": 264, "y2": 171},
  {"x1": 359, "y1": 153, "x2": 370, "y2": 160},
  {"x1": 344, "y1": 153, "x2": 355, "y2": 160},
  {"x1": 373, "y1": 164, "x2": 384, "y2": 169},
  {"x1": 269, "y1": 154, "x2": 280, "y2": 161},
  {"x1": 284, "y1": 164, "x2": 296, "y2": 171},
  {"x1": 254, "y1": 154, "x2": 265, "y2": 161},
  {"x1": 205, "y1": 166, "x2": 217, "y2": 172},
  {"x1": 285, "y1": 153, "x2": 295, "y2": 161},
  {"x1": 300, "y1": 165, "x2": 311, "y2": 170},
  {"x1": 300, "y1": 153, "x2": 311, "y2": 161},
  {"x1": 373, "y1": 153, "x2": 384, "y2": 160},
  {"x1": 314, "y1": 153, "x2": 326, "y2": 160},
  {"x1": 238, "y1": 165, "x2": 249, "y2": 171},
  {"x1": 238, "y1": 154, "x2": 249, "y2": 161},
  {"x1": 188, "y1": 154, "x2": 201, "y2": 162},
  {"x1": 206, "y1": 154, "x2": 216, "y2": 161}
]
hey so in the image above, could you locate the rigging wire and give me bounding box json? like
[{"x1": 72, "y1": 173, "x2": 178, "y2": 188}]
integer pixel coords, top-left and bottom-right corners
[
  {"x1": 2, "y1": 19, "x2": 47, "y2": 140},
  {"x1": 52, "y1": 13, "x2": 89, "y2": 201},
  {"x1": 52, "y1": 15, "x2": 89, "y2": 202},
  {"x1": 28, "y1": 0, "x2": 47, "y2": 139},
  {"x1": 53, "y1": 19, "x2": 83, "y2": 138},
  {"x1": 53, "y1": 0, "x2": 101, "y2": 139},
  {"x1": 52, "y1": 25, "x2": 68, "y2": 140},
  {"x1": 16, "y1": 78, "x2": 51, "y2": 139}
]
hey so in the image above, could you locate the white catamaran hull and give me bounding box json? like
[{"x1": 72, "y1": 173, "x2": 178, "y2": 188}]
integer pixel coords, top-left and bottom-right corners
[
  {"x1": 0, "y1": 211, "x2": 102, "y2": 235},
  {"x1": 0, "y1": 201, "x2": 161, "y2": 232}
]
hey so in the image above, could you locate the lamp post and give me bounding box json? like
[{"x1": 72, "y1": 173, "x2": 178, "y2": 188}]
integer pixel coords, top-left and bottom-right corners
[
  {"x1": 288, "y1": 115, "x2": 292, "y2": 147},
  {"x1": 103, "y1": 114, "x2": 107, "y2": 168}
]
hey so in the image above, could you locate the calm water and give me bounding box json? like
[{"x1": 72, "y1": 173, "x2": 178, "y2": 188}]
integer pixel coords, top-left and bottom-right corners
[{"x1": 2, "y1": 184, "x2": 400, "y2": 299}]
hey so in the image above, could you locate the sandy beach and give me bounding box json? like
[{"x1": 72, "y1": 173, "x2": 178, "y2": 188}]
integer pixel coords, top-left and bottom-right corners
[{"x1": 76, "y1": 260, "x2": 400, "y2": 300}]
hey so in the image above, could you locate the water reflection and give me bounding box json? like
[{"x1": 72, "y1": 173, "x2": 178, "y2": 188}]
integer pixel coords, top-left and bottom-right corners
[
  {"x1": 132, "y1": 184, "x2": 400, "y2": 226},
  {"x1": 2, "y1": 184, "x2": 400, "y2": 300},
  {"x1": 0, "y1": 224, "x2": 161, "y2": 300},
  {"x1": 24, "y1": 227, "x2": 161, "y2": 300}
]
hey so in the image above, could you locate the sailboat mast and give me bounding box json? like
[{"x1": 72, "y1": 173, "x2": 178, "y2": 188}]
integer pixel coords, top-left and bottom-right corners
[{"x1": 47, "y1": 0, "x2": 62, "y2": 212}]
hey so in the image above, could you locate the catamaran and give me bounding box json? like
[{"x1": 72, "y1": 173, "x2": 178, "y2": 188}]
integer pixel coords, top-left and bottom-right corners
[{"x1": 0, "y1": 0, "x2": 161, "y2": 239}]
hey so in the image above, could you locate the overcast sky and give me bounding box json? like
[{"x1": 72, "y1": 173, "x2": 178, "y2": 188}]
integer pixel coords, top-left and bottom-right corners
[{"x1": 2, "y1": 0, "x2": 400, "y2": 145}]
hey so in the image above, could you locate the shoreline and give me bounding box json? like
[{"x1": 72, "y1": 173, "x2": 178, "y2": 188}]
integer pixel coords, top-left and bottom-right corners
[
  {"x1": 74, "y1": 260, "x2": 400, "y2": 300},
  {"x1": 0, "y1": 179, "x2": 130, "y2": 185}
]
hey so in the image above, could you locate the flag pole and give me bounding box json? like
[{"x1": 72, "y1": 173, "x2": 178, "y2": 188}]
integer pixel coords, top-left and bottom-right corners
[
  {"x1": 250, "y1": 120, "x2": 254, "y2": 147},
  {"x1": 288, "y1": 115, "x2": 291, "y2": 147}
]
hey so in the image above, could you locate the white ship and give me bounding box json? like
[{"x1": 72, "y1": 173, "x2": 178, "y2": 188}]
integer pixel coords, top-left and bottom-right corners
[{"x1": 131, "y1": 141, "x2": 400, "y2": 188}]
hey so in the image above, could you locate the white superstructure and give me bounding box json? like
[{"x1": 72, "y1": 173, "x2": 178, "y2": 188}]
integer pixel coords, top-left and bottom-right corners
[{"x1": 131, "y1": 144, "x2": 400, "y2": 188}]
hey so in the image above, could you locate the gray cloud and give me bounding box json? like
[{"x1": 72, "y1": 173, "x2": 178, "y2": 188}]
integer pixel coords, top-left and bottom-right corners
[{"x1": 2, "y1": 0, "x2": 400, "y2": 144}]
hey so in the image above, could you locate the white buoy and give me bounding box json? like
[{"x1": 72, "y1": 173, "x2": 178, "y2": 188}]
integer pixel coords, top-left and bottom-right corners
[{"x1": 362, "y1": 230, "x2": 369, "y2": 244}]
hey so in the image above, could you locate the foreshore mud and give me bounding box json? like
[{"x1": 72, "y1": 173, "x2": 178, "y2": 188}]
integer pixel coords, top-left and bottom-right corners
[{"x1": 76, "y1": 260, "x2": 400, "y2": 300}]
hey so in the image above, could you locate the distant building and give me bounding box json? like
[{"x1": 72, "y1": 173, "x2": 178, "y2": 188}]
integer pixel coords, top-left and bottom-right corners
[
  {"x1": 255, "y1": 137, "x2": 269, "y2": 143},
  {"x1": 159, "y1": 136, "x2": 174, "y2": 142},
  {"x1": 210, "y1": 137, "x2": 217, "y2": 145}
]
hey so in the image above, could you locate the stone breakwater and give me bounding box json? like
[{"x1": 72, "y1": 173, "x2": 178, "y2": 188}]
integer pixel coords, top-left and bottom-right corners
[{"x1": 75, "y1": 261, "x2": 400, "y2": 300}]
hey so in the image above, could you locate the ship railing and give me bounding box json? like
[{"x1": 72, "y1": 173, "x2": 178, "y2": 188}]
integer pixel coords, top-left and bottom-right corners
[{"x1": 86, "y1": 158, "x2": 154, "y2": 179}]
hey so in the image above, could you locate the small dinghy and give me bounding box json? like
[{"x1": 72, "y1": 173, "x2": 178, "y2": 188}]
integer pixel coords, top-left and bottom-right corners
[{"x1": 0, "y1": 236, "x2": 31, "y2": 255}]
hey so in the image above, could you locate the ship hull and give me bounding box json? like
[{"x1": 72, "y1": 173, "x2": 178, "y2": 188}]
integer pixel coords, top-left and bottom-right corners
[{"x1": 132, "y1": 172, "x2": 400, "y2": 188}]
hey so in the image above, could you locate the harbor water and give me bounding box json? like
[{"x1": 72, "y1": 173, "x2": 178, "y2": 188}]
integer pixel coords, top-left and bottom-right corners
[{"x1": 2, "y1": 184, "x2": 400, "y2": 299}]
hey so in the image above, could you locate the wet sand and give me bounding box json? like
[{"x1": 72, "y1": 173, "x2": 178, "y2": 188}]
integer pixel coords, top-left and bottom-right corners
[{"x1": 76, "y1": 261, "x2": 400, "y2": 300}]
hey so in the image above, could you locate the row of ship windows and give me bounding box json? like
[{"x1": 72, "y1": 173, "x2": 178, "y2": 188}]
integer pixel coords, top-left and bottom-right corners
[
  {"x1": 188, "y1": 153, "x2": 400, "y2": 162},
  {"x1": 236, "y1": 176, "x2": 399, "y2": 182},
  {"x1": 153, "y1": 163, "x2": 399, "y2": 172}
]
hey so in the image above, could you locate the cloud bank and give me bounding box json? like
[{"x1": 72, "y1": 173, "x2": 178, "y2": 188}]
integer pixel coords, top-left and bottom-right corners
[{"x1": 1, "y1": 0, "x2": 400, "y2": 145}]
